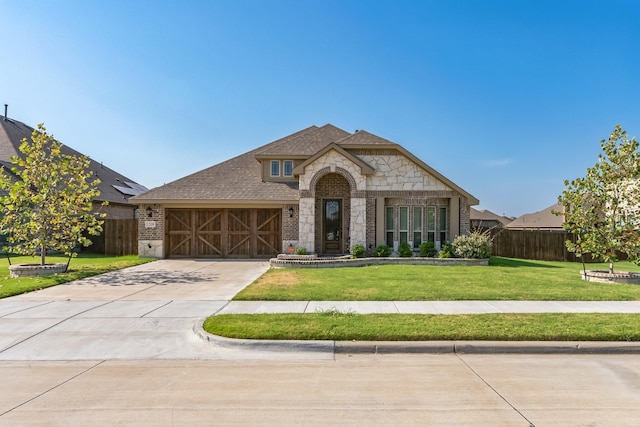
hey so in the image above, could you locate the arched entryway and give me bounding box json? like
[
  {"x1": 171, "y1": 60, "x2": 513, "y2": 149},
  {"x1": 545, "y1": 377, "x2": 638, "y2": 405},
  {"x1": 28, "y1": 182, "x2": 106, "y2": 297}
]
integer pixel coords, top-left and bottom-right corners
[{"x1": 314, "y1": 173, "x2": 351, "y2": 254}]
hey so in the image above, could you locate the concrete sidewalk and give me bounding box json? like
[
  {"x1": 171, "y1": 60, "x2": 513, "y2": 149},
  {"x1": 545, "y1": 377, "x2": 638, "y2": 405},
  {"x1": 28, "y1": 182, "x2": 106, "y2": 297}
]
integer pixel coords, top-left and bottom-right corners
[
  {"x1": 218, "y1": 300, "x2": 640, "y2": 314},
  {"x1": 204, "y1": 299, "x2": 640, "y2": 355}
]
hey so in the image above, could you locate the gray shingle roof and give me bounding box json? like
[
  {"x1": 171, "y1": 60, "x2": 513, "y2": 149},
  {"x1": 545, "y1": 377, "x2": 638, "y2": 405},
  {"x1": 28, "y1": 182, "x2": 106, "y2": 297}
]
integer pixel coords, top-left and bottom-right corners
[
  {"x1": 132, "y1": 124, "x2": 479, "y2": 205},
  {"x1": 337, "y1": 129, "x2": 398, "y2": 146},
  {"x1": 506, "y1": 203, "x2": 565, "y2": 230},
  {"x1": 0, "y1": 117, "x2": 147, "y2": 205},
  {"x1": 255, "y1": 124, "x2": 350, "y2": 157},
  {"x1": 132, "y1": 125, "x2": 348, "y2": 202},
  {"x1": 470, "y1": 208, "x2": 513, "y2": 226}
]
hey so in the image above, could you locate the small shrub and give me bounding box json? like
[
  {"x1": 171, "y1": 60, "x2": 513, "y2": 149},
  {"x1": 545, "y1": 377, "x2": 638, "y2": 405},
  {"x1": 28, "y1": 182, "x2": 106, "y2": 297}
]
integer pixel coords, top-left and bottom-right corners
[
  {"x1": 398, "y1": 242, "x2": 413, "y2": 257},
  {"x1": 438, "y1": 242, "x2": 454, "y2": 258},
  {"x1": 374, "y1": 244, "x2": 391, "y2": 257},
  {"x1": 294, "y1": 246, "x2": 307, "y2": 255},
  {"x1": 452, "y1": 230, "x2": 493, "y2": 259},
  {"x1": 419, "y1": 241, "x2": 436, "y2": 257},
  {"x1": 350, "y1": 244, "x2": 366, "y2": 258}
]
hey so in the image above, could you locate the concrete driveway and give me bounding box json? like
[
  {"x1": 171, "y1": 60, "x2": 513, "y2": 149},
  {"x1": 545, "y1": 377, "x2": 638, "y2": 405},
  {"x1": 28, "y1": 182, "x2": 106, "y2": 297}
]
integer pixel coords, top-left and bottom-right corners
[{"x1": 0, "y1": 259, "x2": 330, "y2": 361}]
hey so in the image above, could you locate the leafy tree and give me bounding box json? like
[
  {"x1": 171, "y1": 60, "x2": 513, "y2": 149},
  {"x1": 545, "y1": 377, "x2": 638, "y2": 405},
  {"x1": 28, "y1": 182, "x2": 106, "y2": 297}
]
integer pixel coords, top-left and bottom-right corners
[
  {"x1": 0, "y1": 124, "x2": 105, "y2": 266},
  {"x1": 558, "y1": 125, "x2": 640, "y2": 273}
]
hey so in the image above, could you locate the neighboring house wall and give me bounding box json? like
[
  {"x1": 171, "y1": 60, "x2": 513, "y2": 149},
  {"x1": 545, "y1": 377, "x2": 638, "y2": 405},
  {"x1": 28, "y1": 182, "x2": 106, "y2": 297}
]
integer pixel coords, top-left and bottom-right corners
[{"x1": 99, "y1": 202, "x2": 137, "y2": 220}]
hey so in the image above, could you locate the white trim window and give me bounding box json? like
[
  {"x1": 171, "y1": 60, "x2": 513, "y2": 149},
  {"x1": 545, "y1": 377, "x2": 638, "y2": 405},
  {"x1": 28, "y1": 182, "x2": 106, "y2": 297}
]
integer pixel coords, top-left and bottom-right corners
[
  {"x1": 385, "y1": 206, "x2": 394, "y2": 247},
  {"x1": 439, "y1": 207, "x2": 448, "y2": 243},
  {"x1": 283, "y1": 160, "x2": 293, "y2": 177},
  {"x1": 270, "y1": 160, "x2": 280, "y2": 177},
  {"x1": 426, "y1": 206, "x2": 436, "y2": 243},
  {"x1": 413, "y1": 207, "x2": 422, "y2": 248},
  {"x1": 399, "y1": 206, "x2": 408, "y2": 245}
]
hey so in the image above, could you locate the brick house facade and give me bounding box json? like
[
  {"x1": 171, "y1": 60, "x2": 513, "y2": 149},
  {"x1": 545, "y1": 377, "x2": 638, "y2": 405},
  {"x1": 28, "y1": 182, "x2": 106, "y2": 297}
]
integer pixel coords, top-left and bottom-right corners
[{"x1": 131, "y1": 125, "x2": 479, "y2": 258}]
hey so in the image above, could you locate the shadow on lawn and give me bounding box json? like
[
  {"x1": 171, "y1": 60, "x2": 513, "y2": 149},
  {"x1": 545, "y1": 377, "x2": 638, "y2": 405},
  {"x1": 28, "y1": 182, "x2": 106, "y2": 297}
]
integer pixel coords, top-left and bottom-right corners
[{"x1": 489, "y1": 257, "x2": 562, "y2": 268}]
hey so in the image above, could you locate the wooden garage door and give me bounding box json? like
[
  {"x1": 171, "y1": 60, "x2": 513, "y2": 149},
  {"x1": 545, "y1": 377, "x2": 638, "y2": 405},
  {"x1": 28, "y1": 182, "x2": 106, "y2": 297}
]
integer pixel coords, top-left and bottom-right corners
[{"x1": 166, "y1": 208, "x2": 281, "y2": 258}]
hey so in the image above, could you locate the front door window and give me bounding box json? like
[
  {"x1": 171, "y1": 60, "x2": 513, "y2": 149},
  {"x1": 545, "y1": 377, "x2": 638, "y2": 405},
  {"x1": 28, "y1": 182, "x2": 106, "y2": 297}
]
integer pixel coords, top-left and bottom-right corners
[{"x1": 323, "y1": 199, "x2": 342, "y2": 253}]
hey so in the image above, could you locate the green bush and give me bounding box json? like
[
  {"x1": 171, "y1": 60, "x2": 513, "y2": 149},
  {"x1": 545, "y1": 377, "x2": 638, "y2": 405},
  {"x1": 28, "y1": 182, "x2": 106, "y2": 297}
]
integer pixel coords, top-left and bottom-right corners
[
  {"x1": 350, "y1": 244, "x2": 366, "y2": 258},
  {"x1": 419, "y1": 241, "x2": 436, "y2": 257},
  {"x1": 438, "y1": 242, "x2": 454, "y2": 258},
  {"x1": 294, "y1": 246, "x2": 307, "y2": 255},
  {"x1": 452, "y1": 230, "x2": 493, "y2": 259},
  {"x1": 374, "y1": 244, "x2": 391, "y2": 257},
  {"x1": 398, "y1": 242, "x2": 413, "y2": 257}
]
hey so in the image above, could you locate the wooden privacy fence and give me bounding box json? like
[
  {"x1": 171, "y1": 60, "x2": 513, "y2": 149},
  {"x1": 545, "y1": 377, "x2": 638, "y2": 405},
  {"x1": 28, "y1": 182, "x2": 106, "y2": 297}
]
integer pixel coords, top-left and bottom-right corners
[
  {"x1": 489, "y1": 229, "x2": 581, "y2": 262},
  {"x1": 87, "y1": 219, "x2": 138, "y2": 256}
]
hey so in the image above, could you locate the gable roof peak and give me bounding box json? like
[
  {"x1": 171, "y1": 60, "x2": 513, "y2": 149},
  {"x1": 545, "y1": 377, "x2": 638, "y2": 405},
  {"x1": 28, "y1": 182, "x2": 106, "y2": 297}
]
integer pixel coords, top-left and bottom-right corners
[{"x1": 254, "y1": 124, "x2": 350, "y2": 158}]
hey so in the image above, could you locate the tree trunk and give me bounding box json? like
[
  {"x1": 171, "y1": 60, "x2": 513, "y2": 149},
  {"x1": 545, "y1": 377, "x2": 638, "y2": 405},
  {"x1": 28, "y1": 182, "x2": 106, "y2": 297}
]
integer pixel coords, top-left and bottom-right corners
[
  {"x1": 40, "y1": 244, "x2": 46, "y2": 266},
  {"x1": 609, "y1": 262, "x2": 614, "y2": 274}
]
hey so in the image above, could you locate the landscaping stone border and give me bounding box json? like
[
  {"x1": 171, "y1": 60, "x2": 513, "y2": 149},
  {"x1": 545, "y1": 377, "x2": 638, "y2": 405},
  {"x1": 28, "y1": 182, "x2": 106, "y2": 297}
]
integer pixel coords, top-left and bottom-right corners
[
  {"x1": 9, "y1": 263, "x2": 67, "y2": 278},
  {"x1": 270, "y1": 256, "x2": 488, "y2": 268},
  {"x1": 581, "y1": 270, "x2": 640, "y2": 285}
]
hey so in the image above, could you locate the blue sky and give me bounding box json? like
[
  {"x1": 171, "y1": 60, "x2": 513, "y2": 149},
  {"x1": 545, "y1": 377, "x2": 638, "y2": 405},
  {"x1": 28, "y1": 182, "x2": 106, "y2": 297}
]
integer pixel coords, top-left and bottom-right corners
[{"x1": 2, "y1": 0, "x2": 639, "y2": 217}]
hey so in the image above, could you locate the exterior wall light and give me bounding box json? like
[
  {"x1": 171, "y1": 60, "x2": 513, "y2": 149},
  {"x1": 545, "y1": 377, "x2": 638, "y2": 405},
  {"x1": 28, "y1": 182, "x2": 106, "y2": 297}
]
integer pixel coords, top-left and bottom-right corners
[
  {"x1": 289, "y1": 207, "x2": 294, "y2": 218},
  {"x1": 146, "y1": 207, "x2": 153, "y2": 218}
]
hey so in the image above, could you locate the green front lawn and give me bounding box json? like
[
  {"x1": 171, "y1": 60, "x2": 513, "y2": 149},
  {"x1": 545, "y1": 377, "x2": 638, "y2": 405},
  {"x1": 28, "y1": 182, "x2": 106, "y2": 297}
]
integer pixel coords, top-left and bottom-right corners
[
  {"x1": 213, "y1": 257, "x2": 640, "y2": 341},
  {"x1": 0, "y1": 254, "x2": 152, "y2": 298},
  {"x1": 204, "y1": 312, "x2": 640, "y2": 341},
  {"x1": 234, "y1": 257, "x2": 640, "y2": 301}
]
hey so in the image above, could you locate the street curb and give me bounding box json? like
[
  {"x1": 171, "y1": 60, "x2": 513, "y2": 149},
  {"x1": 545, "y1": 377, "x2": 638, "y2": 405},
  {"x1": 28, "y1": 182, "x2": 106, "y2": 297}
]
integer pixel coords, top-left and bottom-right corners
[
  {"x1": 193, "y1": 318, "x2": 335, "y2": 353},
  {"x1": 194, "y1": 319, "x2": 640, "y2": 354}
]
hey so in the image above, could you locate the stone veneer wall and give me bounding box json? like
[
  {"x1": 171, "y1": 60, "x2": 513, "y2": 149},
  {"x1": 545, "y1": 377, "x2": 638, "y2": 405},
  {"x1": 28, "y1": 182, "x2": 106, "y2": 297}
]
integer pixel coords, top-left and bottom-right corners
[
  {"x1": 298, "y1": 198, "x2": 315, "y2": 252},
  {"x1": 299, "y1": 150, "x2": 366, "y2": 192},
  {"x1": 358, "y1": 152, "x2": 450, "y2": 191},
  {"x1": 296, "y1": 148, "x2": 475, "y2": 255},
  {"x1": 137, "y1": 204, "x2": 164, "y2": 258},
  {"x1": 349, "y1": 198, "x2": 367, "y2": 249}
]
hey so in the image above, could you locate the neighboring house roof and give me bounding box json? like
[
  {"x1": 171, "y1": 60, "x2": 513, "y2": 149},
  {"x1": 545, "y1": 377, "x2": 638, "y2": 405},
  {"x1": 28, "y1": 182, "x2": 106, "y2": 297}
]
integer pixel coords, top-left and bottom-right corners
[
  {"x1": 0, "y1": 116, "x2": 147, "y2": 205},
  {"x1": 470, "y1": 208, "x2": 513, "y2": 227},
  {"x1": 505, "y1": 203, "x2": 565, "y2": 230},
  {"x1": 132, "y1": 124, "x2": 479, "y2": 205}
]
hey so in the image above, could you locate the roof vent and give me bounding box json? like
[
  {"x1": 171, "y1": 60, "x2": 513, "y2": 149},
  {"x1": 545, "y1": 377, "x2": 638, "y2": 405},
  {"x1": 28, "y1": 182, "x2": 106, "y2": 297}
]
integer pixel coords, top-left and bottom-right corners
[{"x1": 3, "y1": 104, "x2": 7, "y2": 121}]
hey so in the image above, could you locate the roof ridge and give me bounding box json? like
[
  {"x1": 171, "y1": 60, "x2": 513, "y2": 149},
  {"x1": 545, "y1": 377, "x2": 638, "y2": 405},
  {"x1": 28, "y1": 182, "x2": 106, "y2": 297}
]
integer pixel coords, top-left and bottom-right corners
[
  {"x1": 336, "y1": 129, "x2": 399, "y2": 146},
  {"x1": 254, "y1": 125, "x2": 320, "y2": 155}
]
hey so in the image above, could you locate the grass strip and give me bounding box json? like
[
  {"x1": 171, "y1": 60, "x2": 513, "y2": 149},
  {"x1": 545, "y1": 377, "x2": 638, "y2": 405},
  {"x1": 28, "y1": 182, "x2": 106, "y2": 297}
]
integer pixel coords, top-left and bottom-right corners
[
  {"x1": 204, "y1": 312, "x2": 640, "y2": 341},
  {"x1": 0, "y1": 254, "x2": 152, "y2": 298},
  {"x1": 234, "y1": 257, "x2": 640, "y2": 301}
]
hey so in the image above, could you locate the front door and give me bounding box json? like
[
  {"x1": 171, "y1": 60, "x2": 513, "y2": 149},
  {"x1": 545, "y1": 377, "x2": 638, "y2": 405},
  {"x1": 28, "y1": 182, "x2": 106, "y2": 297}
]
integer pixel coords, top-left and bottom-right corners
[{"x1": 323, "y1": 199, "x2": 342, "y2": 254}]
